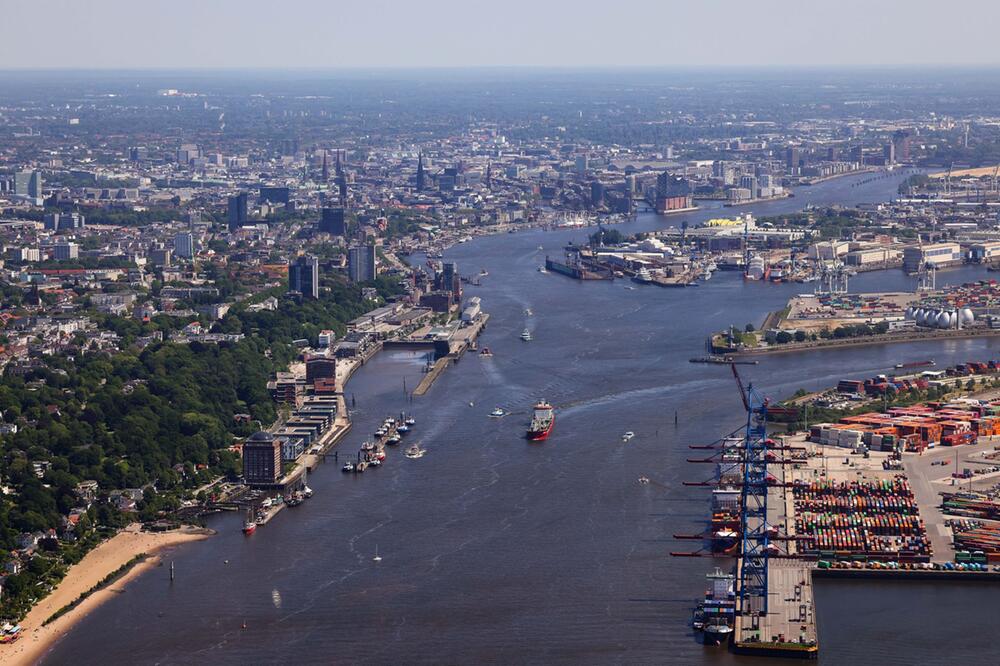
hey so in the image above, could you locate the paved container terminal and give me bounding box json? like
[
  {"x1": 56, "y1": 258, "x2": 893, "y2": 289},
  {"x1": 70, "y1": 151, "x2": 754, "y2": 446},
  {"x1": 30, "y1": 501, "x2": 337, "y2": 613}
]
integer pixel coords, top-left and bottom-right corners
[
  {"x1": 733, "y1": 429, "x2": 1000, "y2": 658},
  {"x1": 733, "y1": 437, "x2": 818, "y2": 658}
]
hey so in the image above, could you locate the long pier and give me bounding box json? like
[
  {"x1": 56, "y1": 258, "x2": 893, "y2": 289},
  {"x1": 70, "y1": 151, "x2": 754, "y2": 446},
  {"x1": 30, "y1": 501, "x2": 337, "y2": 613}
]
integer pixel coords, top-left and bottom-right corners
[
  {"x1": 733, "y1": 438, "x2": 818, "y2": 659},
  {"x1": 412, "y1": 314, "x2": 489, "y2": 396}
]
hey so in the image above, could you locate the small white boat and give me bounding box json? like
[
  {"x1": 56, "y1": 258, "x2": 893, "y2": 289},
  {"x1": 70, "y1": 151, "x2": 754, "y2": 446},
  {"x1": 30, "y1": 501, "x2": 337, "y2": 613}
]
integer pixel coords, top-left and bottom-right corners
[
  {"x1": 373, "y1": 545, "x2": 382, "y2": 563},
  {"x1": 520, "y1": 329, "x2": 533, "y2": 341},
  {"x1": 405, "y1": 445, "x2": 426, "y2": 459},
  {"x1": 490, "y1": 407, "x2": 506, "y2": 418},
  {"x1": 302, "y1": 468, "x2": 313, "y2": 498},
  {"x1": 524, "y1": 308, "x2": 533, "y2": 316},
  {"x1": 405, "y1": 417, "x2": 416, "y2": 426},
  {"x1": 342, "y1": 461, "x2": 355, "y2": 472},
  {"x1": 622, "y1": 431, "x2": 635, "y2": 441},
  {"x1": 632, "y1": 267, "x2": 653, "y2": 284},
  {"x1": 538, "y1": 266, "x2": 548, "y2": 273},
  {"x1": 397, "y1": 424, "x2": 410, "y2": 434}
]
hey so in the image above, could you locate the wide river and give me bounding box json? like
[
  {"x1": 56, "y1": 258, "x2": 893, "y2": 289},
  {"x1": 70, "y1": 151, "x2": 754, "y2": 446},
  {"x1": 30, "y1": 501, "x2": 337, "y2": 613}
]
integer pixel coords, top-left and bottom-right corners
[{"x1": 44, "y1": 173, "x2": 1000, "y2": 665}]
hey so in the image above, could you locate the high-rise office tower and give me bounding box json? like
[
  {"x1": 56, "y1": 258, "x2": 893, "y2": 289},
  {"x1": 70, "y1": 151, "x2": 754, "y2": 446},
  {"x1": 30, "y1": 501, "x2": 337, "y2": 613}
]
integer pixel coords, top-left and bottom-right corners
[
  {"x1": 785, "y1": 146, "x2": 800, "y2": 173},
  {"x1": 319, "y1": 207, "x2": 347, "y2": 236},
  {"x1": 174, "y1": 232, "x2": 194, "y2": 259},
  {"x1": 893, "y1": 130, "x2": 911, "y2": 161},
  {"x1": 14, "y1": 170, "x2": 42, "y2": 200},
  {"x1": 288, "y1": 255, "x2": 319, "y2": 298},
  {"x1": 227, "y1": 192, "x2": 248, "y2": 231},
  {"x1": 348, "y1": 245, "x2": 377, "y2": 283}
]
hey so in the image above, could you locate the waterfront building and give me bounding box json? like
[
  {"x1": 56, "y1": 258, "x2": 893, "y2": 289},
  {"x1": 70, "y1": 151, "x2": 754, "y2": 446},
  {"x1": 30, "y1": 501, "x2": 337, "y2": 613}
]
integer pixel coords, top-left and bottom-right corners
[
  {"x1": 305, "y1": 355, "x2": 337, "y2": 385},
  {"x1": 785, "y1": 146, "x2": 800, "y2": 173},
  {"x1": 902, "y1": 242, "x2": 962, "y2": 273},
  {"x1": 242, "y1": 431, "x2": 282, "y2": 486},
  {"x1": 739, "y1": 175, "x2": 759, "y2": 199},
  {"x1": 969, "y1": 241, "x2": 1000, "y2": 263},
  {"x1": 318, "y1": 329, "x2": 336, "y2": 347},
  {"x1": 655, "y1": 172, "x2": 693, "y2": 213},
  {"x1": 437, "y1": 261, "x2": 461, "y2": 300},
  {"x1": 893, "y1": 130, "x2": 912, "y2": 161}
]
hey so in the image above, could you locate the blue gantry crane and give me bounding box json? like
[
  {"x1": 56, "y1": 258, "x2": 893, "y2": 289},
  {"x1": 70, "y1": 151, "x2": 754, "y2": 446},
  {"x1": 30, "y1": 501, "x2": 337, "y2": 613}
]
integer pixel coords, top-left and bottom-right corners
[{"x1": 731, "y1": 363, "x2": 771, "y2": 616}]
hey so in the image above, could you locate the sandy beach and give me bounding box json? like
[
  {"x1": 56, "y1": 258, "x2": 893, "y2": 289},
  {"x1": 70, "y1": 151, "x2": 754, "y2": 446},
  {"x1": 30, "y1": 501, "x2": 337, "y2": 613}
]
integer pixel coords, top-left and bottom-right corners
[{"x1": 0, "y1": 524, "x2": 213, "y2": 666}]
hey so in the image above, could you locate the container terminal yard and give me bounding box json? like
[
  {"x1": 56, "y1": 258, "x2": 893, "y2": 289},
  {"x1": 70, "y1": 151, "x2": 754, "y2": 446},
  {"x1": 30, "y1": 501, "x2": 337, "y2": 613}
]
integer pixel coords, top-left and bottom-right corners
[
  {"x1": 676, "y1": 362, "x2": 1000, "y2": 659},
  {"x1": 716, "y1": 279, "x2": 1000, "y2": 356}
]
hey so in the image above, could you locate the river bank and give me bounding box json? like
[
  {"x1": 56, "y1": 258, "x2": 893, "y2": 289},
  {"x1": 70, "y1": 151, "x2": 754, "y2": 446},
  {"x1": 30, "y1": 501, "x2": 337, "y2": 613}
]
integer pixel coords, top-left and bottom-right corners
[
  {"x1": 1, "y1": 524, "x2": 213, "y2": 666},
  {"x1": 731, "y1": 327, "x2": 1000, "y2": 356}
]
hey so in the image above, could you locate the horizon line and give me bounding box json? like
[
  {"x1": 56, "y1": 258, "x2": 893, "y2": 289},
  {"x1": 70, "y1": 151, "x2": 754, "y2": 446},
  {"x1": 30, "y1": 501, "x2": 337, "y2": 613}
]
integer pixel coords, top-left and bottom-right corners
[{"x1": 3, "y1": 63, "x2": 1000, "y2": 73}]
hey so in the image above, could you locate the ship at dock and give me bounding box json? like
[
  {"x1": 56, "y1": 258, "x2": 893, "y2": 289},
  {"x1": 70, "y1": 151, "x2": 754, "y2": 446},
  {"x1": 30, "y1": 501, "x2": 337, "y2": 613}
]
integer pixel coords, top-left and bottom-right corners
[
  {"x1": 526, "y1": 401, "x2": 555, "y2": 441},
  {"x1": 694, "y1": 568, "x2": 736, "y2": 646}
]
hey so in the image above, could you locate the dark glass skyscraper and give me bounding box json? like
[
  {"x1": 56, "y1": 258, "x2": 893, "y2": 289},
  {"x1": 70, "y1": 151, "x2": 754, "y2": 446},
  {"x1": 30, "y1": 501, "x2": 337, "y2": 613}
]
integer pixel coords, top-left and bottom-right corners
[
  {"x1": 319, "y1": 207, "x2": 346, "y2": 236},
  {"x1": 227, "y1": 192, "x2": 248, "y2": 231},
  {"x1": 288, "y1": 254, "x2": 319, "y2": 298}
]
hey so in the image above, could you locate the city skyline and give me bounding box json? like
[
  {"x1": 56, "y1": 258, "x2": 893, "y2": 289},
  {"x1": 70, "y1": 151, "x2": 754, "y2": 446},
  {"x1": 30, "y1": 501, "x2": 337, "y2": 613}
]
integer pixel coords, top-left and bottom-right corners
[{"x1": 4, "y1": 0, "x2": 1000, "y2": 69}]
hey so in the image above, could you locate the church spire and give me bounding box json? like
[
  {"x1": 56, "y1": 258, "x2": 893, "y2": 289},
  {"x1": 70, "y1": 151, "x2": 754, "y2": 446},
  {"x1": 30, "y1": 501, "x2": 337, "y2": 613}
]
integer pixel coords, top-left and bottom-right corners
[{"x1": 416, "y1": 151, "x2": 426, "y2": 191}]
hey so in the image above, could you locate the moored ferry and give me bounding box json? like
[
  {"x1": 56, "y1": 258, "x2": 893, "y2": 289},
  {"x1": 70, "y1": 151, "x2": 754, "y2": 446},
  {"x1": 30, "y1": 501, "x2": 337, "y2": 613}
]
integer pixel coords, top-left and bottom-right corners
[{"x1": 526, "y1": 401, "x2": 555, "y2": 441}]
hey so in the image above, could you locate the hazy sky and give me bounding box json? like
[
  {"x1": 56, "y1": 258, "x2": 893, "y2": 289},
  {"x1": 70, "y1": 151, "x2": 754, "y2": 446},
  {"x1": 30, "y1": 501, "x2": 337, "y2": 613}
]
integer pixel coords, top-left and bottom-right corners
[{"x1": 4, "y1": 0, "x2": 1000, "y2": 69}]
